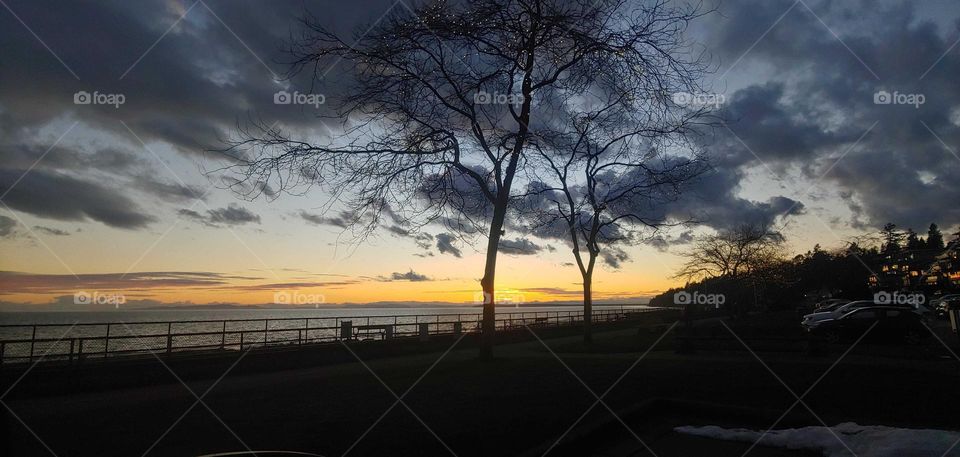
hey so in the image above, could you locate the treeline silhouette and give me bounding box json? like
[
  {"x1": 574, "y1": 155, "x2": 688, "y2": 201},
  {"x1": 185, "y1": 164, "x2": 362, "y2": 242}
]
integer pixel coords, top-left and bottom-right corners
[{"x1": 651, "y1": 223, "x2": 957, "y2": 312}]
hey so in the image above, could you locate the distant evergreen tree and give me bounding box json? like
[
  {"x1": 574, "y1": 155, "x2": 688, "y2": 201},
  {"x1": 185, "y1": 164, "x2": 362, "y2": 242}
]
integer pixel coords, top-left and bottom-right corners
[
  {"x1": 881, "y1": 223, "x2": 905, "y2": 253},
  {"x1": 906, "y1": 229, "x2": 925, "y2": 250},
  {"x1": 927, "y1": 223, "x2": 945, "y2": 250}
]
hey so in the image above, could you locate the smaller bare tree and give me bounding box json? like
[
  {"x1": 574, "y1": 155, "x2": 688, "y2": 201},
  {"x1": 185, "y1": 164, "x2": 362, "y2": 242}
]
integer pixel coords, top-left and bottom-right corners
[
  {"x1": 675, "y1": 223, "x2": 785, "y2": 282},
  {"x1": 520, "y1": 93, "x2": 710, "y2": 344}
]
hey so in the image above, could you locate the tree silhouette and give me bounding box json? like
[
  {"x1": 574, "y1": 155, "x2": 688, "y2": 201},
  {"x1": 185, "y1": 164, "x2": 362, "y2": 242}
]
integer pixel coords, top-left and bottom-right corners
[
  {"x1": 928, "y1": 223, "x2": 945, "y2": 250},
  {"x1": 520, "y1": 88, "x2": 710, "y2": 345},
  {"x1": 905, "y1": 228, "x2": 925, "y2": 250},
  {"x1": 880, "y1": 223, "x2": 905, "y2": 253},
  {"x1": 675, "y1": 223, "x2": 785, "y2": 281},
  {"x1": 219, "y1": 0, "x2": 709, "y2": 358}
]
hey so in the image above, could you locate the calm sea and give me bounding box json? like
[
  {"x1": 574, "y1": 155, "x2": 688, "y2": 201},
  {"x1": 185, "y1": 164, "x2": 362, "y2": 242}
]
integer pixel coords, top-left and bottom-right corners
[{"x1": 0, "y1": 305, "x2": 646, "y2": 326}]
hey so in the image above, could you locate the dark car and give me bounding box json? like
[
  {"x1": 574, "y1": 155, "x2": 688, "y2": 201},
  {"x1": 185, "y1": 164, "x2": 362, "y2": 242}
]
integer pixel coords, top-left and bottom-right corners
[
  {"x1": 808, "y1": 306, "x2": 929, "y2": 345},
  {"x1": 934, "y1": 295, "x2": 960, "y2": 319},
  {"x1": 814, "y1": 298, "x2": 850, "y2": 312}
]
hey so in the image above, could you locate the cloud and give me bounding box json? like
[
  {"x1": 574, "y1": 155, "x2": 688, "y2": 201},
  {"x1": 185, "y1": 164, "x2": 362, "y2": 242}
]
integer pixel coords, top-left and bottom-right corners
[
  {"x1": 696, "y1": 0, "x2": 960, "y2": 230},
  {"x1": 207, "y1": 204, "x2": 260, "y2": 225},
  {"x1": 601, "y1": 247, "x2": 630, "y2": 269},
  {"x1": 647, "y1": 230, "x2": 695, "y2": 251},
  {"x1": 498, "y1": 237, "x2": 545, "y2": 256},
  {"x1": 33, "y1": 226, "x2": 71, "y2": 236},
  {"x1": 298, "y1": 210, "x2": 355, "y2": 228},
  {"x1": 179, "y1": 204, "x2": 260, "y2": 227},
  {"x1": 133, "y1": 178, "x2": 206, "y2": 203},
  {"x1": 0, "y1": 215, "x2": 18, "y2": 238},
  {"x1": 0, "y1": 169, "x2": 156, "y2": 229},
  {"x1": 386, "y1": 269, "x2": 432, "y2": 282},
  {"x1": 435, "y1": 233, "x2": 463, "y2": 258},
  {"x1": 0, "y1": 270, "x2": 262, "y2": 295}
]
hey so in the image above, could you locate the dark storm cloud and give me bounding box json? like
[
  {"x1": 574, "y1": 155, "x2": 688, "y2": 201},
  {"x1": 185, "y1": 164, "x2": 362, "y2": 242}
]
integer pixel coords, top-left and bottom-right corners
[
  {"x1": 0, "y1": 169, "x2": 156, "y2": 228},
  {"x1": 0, "y1": 0, "x2": 396, "y2": 227},
  {"x1": 0, "y1": 0, "x2": 957, "y2": 237},
  {"x1": 704, "y1": 0, "x2": 960, "y2": 230},
  {"x1": 0, "y1": 0, "x2": 403, "y2": 150}
]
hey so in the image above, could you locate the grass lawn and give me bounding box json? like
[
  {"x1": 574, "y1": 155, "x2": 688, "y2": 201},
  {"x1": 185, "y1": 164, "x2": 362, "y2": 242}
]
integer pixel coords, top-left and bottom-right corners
[{"x1": 5, "y1": 319, "x2": 959, "y2": 456}]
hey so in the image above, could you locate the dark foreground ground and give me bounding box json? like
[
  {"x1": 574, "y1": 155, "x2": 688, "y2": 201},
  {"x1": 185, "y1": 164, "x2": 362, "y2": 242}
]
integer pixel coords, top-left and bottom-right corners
[{"x1": 3, "y1": 312, "x2": 960, "y2": 457}]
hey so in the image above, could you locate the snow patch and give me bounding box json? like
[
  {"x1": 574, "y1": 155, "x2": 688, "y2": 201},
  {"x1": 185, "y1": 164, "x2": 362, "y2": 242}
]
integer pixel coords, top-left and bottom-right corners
[{"x1": 674, "y1": 422, "x2": 960, "y2": 456}]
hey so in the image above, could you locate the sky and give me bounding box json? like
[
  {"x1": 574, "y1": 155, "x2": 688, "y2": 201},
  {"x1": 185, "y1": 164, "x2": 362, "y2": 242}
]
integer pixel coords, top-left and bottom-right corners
[{"x1": 1, "y1": 0, "x2": 959, "y2": 310}]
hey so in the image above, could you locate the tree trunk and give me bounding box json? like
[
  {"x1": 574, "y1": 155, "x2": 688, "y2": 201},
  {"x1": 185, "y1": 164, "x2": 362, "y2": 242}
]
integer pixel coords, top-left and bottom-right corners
[
  {"x1": 479, "y1": 200, "x2": 508, "y2": 360},
  {"x1": 582, "y1": 274, "x2": 593, "y2": 346}
]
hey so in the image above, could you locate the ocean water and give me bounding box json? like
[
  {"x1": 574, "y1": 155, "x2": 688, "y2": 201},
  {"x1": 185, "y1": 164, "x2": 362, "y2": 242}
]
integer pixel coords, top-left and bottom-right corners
[
  {"x1": 0, "y1": 305, "x2": 651, "y2": 361},
  {"x1": 0, "y1": 305, "x2": 645, "y2": 326}
]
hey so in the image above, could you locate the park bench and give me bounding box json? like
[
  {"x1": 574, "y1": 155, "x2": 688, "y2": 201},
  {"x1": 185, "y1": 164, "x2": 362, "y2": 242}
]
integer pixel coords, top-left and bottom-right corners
[{"x1": 353, "y1": 324, "x2": 394, "y2": 340}]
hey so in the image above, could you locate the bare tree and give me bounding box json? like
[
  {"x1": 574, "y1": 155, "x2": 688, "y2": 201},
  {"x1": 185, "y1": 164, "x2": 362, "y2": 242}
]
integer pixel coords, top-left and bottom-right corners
[
  {"x1": 675, "y1": 223, "x2": 785, "y2": 282},
  {"x1": 521, "y1": 93, "x2": 710, "y2": 344},
  {"x1": 219, "y1": 0, "x2": 710, "y2": 358}
]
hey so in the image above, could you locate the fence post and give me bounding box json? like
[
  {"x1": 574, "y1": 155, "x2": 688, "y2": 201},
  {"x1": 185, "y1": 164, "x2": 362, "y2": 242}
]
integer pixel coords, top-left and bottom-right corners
[
  {"x1": 0, "y1": 341, "x2": 5, "y2": 366},
  {"x1": 104, "y1": 323, "x2": 111, "y2": 358},
  {"x1": 264, "y1": 319, "x2": 269, "y2": 347},
  {"x1": 240, "y1": 331, "x2": 245, "y2": 350},
  {"x1": 166, "y1": 333, "x2": 173, "y2": 355},
  {"x1": 78, "y1": 338, "x2": 85, "y2": 362},
  {"x1": 221, "y1": 321, "x2": 226, "y2": 350},
  {"x1": 69, "y1": 339, "x2": 75, "y2": 362},
  {"x1": 29, "y1": 325, "x2": 36, "y2": 363}
]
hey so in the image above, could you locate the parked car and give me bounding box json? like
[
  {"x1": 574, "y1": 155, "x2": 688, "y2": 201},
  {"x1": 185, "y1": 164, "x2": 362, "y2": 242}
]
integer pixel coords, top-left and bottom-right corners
[
  {"x1": 932, "y1": 294, "x2": 960, "y2": 319},
  {"x1": 806, "y1": 306, "x2": 929, "y2": 345},
  {"x1": 814, "y1": 298, "x2": 850, "y2": 312},
  {"x1": 801, "y1": 300, "x2": 875, "y2": 327}
]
